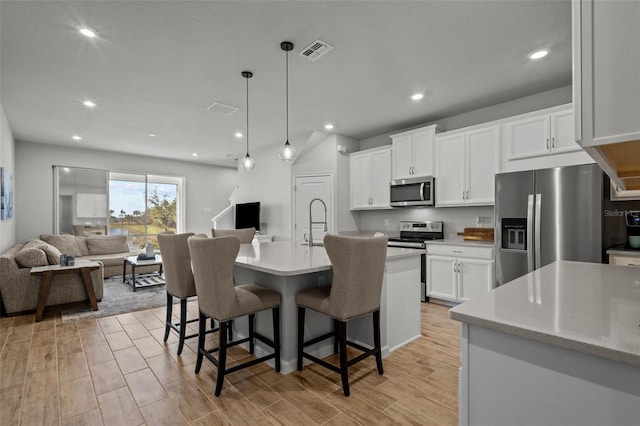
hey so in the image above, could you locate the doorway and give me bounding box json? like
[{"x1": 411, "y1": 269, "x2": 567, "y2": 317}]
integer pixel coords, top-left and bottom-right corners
[{"x1": 293, "y1": 174, "x2": 333, "y2": 245}]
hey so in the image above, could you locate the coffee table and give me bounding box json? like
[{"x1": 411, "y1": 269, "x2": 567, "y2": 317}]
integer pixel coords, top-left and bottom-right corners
[
  {"x1": 122, "y1": 255, "x2": 164, "y2": 292},
  {"x1": 30, "y1": 261, "x2": 101, "y2": 322}
]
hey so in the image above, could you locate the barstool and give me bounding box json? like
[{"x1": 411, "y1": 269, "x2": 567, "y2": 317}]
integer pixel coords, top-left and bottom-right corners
[
  {"x1": 295, "y1": 234, "x2": 388, "y2": 396},
  {"x1": 157, "y1": 232, "x2": 217, "y2": 355},
  {"x1": 211, "y1": 227, "x2": 256, "y2": 243},
  {"x1": 188, "y1": 235, "x2": 281, "y2": 396}
]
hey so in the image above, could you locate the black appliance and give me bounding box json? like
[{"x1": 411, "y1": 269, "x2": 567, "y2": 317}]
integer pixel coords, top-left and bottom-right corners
[
  {"x1": 387, "y1": 221, "x2": 444, "y2": 302},
  {"x1": 626, "y1": 210, "x2": 640, "y2": 249}
]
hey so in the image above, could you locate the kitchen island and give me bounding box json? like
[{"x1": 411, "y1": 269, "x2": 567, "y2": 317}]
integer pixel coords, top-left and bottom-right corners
[
  {"x1": 450, "y1": 261, "x2": 640, "y2": 426},
  {"x1": 232, "y1": 241, "x2": 423, "y2": 373}
]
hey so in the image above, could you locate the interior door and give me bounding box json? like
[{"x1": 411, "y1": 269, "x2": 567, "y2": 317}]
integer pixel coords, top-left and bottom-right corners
[{"x1": 293, "y1": 174, "x2": 332, "y2": 245}]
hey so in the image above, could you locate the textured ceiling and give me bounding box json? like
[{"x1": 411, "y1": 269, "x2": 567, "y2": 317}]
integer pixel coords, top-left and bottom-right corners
[{"x1": 0, "y1": 1, "x2": 572, "y2": 167}]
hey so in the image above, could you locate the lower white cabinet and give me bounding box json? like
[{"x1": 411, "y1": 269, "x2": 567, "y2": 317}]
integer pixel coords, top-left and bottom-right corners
[{"x1": 426, "y1": 244, "x2": 494, "y2": 303}]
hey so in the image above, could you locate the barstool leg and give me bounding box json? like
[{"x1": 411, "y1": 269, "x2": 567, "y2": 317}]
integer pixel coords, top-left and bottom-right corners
[
  {"x1": 215, "y1": 321, "x2": 229, "y2": 397},
  {"x1": 163, "y1": 293, "x2": 173, "y2": 342},
  {"x1": 195, "y1": 312, "x2": 206, "y2": 374},
  {"x1": 337, "y1": 320, "x2": 350, "y2": 397},
  {"x1": 177, "y1": 298, "x2": 187, "y2": 355},
  {"x1": 297, "y1": 306, "x2": 306, "y2": 371},
  {"x1": 248, "y1": 314, "x2": 255, "y2": 355},
  {"x1": 273, "y1": 307, "x2": 281, "y2": 372},
  {"x1": 373, "y1": 310, "x2": 383, "y2": 375},
  {"x1": 228, "y1": 319, "x2": 233, "y2": 342},
  {"x1": 333, "y1": 319, "x2": 339, "y2": 354}
]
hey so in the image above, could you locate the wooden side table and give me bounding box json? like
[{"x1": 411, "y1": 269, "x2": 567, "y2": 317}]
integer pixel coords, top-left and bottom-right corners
[{"x1": 30, "y1": 261, "x2": 101, "y2": 322}]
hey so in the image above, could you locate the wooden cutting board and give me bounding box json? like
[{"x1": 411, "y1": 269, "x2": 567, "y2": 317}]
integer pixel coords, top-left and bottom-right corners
[{"x1": 456, "y1": 227, "x2": 495, "y2": 242}]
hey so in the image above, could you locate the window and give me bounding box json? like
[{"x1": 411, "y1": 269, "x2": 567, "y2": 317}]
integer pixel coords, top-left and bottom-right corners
[{"x1": 108, "y1": 172, "x2": 184, "y2": 249}]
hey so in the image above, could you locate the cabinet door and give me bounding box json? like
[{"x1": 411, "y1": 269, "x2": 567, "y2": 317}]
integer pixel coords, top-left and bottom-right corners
[
  {"x1": 507, "y1": 114, "x2": 550, "y2": 160},
  {"x1": 392, "y1": 135, "x2": 414, "y2": 180},
  {"x1": 426, "y1": 255, "x2": 457, "y2": 301},
  {"x1": 550, "y1": 109, "x2": 581, "y2": 154},
  {"x1": 608, "y1": 255, "x2": 640, "y2": 267},
  {"x1": 457, "y1": 258, "x2": 494, "y2": 302},
  {"x1": 412, "y1": 128, "x2": 435, "y2": 178},
  {"x1": 466, "y1": 126, "x2": 498, "y2": 205},
  {"x1": 435, "y1": 133, "x2": 465, "y2": 206},
  {"x1": 370, "y1": 148, "x2": 391, "y2": 208},
  {"x1": 350, "y1": 153, "x2": 372, "y2": 210}
]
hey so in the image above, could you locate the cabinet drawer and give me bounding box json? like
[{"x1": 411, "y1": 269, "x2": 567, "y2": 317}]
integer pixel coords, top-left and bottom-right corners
[
  {"x1": 609, "y1": 255, "x2": 640, "y2": 267},
  {"x1": 427, "y1": 244, "x2": 494, "y2": 260}
]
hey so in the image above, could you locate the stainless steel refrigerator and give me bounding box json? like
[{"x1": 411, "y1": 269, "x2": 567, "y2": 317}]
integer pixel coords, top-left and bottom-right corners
[{"x1": 495, "y1": 163, "x2": 602, "y2": 287}]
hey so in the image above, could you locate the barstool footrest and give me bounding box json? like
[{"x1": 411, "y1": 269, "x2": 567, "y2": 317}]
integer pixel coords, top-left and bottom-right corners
[
  {"x1": 302, "y1": 331, "x2": 335, "y2": 348},
  {"x1": 302, "y1": 352, "x2": 341, "y2": 374}
]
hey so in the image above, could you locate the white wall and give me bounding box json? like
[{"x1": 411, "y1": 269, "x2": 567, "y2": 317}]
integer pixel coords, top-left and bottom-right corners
[
  {"x1": 0, "y1": 104, "x2": 16, "y2": 251},
  {"x1": 15, "y1": 141, "x2": 237, "y2": 242},
  {"x1": 235, "y1": 144, "x2": 292, "y2": 240}
]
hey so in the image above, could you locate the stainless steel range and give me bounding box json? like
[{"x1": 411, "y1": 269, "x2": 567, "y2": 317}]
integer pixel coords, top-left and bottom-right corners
[
  {"x1": 387, "y1": 221, "x2": 444, "y2": 249},
  {"x1": 387, "y1": 221, "x2": 444, "y2": 302}
]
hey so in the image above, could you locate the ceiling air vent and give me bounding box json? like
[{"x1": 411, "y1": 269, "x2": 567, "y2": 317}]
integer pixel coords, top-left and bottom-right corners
[
  {"x1": 206, "y1": 102, "x2": 239, "y2": 116},
  {"x1": 299, "y1": 40, "x2": 333, "y2": 62}
]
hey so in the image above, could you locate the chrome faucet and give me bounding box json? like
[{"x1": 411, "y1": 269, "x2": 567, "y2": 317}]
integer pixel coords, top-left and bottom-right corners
[{"x1": 308, "y1": 198, "x2": 328, "y2": 247}]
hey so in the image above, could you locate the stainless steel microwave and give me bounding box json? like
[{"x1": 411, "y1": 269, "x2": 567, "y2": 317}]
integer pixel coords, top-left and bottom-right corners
[{"x1": 390, "y1": 176, "x2": 434, "y2": 207}]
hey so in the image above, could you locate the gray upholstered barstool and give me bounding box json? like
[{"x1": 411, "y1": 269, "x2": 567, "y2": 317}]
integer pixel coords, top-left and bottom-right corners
[
  {"x1": 296, "y1": 234, "x2": 388, "y2": 396},
  {"x1": 211, "y1": 227, "x2": 256, "y2": 243},
  {"x1": 157, "y1": 232, "x2": 217, "y2": 355},
  {"x1": 188, "y1": 235, "x2": 281, "y2": 396}
]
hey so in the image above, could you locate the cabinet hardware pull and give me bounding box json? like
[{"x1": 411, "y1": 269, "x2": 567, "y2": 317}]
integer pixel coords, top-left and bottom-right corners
[
  {"x1": 552, "y1": 137, "x2": 555, "y2": 148},
  {"x1": 546, "y1": 138, "x2": 549, "y2": 149},
  {"x1": 453, "y1": 250, "x2": 462, "y2": 253},
  {"x1": 628, "y1": 263, "x2": 640, "y2": 267}
]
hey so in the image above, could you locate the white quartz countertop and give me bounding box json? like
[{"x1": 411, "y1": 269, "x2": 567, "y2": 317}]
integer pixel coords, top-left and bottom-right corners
[
  {"x1": 426, "y1": 235, "x2": 494, "y2": 248},
  {"x1": 450, "y1": 261, "x2": 640, "y2": 367},
  {"x1": 235, "y1": 241, "x2": 423, "y2": 276}
]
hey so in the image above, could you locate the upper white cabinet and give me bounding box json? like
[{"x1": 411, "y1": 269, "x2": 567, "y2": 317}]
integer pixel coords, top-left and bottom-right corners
[
  {"x1": 350, "y1": 146, "x2": 392, "y2": 210},
  {"x1": 506, "y1": 106, "x2": 581, "y2": 161},
  {"x1": 435, "y1": 125, "x2": 498, "y2": 207},
  {"x1": 573, "y1": 0, "x2": 640, "y2": 190},
  {"x1": 390, "y1": 124, "x2": 442, "y2": 180}
]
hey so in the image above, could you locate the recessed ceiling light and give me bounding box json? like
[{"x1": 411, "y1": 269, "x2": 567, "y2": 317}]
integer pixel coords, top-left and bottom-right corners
[
  {"x1": 62, "y1": 167, "x2": 71, "y2": 173},
  {"x1": 234, "y1": 132, "x2": 243, "y2": 138},
  {"x1": 411, "y1": 93, "x2": 424, "y2": 101},
  {"x1": 78, "y1": 27, "x2": 99, "y2": 38},
  {"x1": 324, "y1": 123, "x2": 334, "y2": 130},
  {"x1": 72, "y1": 135, "x2": 82, "y2": 141},
  {"x1": 83, "y1": 100, "x2": 97, "y2": 108},
  {"x1": 147, "y1": 133, "x2": 156, "y2": 137},
  {"x1": 192, "y1": 152, "x2": 199, "y2": 158},
  {"x1": 529, "y1": 49, "x2": 549, "y2": 60}
]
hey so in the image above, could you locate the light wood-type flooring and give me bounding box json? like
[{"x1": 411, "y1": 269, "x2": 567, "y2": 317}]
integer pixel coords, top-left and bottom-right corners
[{"x1": 0, "y1": 301, "x2": 460, "y2": 425}]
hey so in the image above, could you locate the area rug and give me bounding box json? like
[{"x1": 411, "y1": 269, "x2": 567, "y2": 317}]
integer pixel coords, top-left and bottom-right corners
[{"x1": 60, "y1": 276, "x2": 185, "y2": 323}]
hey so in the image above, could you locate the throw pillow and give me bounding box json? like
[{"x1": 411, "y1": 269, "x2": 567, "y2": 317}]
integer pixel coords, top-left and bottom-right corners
[
  {"x1": 86, "y1": 235, "x2": 129, "y2": 255},
  {"x1": 75, "y1": 236, "x2": 90, "y2": 256},
  {"x1": 39, "y1": 234, "x2": 82, "y2": 257},
  {"x1": 15, "y1": 247, "x2": 48, "y2": 268},
  {"x1": 39, "y1": 242, "x2": 62, "y2": 265}
]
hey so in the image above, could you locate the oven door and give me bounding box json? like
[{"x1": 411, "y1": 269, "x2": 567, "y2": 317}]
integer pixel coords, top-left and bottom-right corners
[{"x1": 390, "y1": 177, "x2": 434, "y2": 207}]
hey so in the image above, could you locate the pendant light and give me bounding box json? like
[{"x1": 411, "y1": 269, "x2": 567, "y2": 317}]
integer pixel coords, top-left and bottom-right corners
[
  {"x1": 278, "y1": 41, "x2": 296, "y2": 162},
  {"x1": 240, "y1": 71, "x2": 256, "y2": 171}
]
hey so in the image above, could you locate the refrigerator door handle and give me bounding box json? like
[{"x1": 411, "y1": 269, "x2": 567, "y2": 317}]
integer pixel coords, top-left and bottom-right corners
[
  {"x1": 535, "y1": 193, "x2": 542, "y2": 270},
  {"x1": 527, "y1": 194, "x2": 535, "y2": 272}
]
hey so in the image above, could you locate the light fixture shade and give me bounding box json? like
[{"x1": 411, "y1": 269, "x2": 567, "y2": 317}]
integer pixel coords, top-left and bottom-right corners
[
  {"x1": 279, "y1": 141, "x2": 296, "y2": 161},
  {"x1": 240, "y1": 154, "x2": 255, "y2": 171}
]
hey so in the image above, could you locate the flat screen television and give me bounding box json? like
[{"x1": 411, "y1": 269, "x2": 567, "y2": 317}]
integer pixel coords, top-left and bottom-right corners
[{"x1": 235, "y1": 202, "x2": 260, "y2": 231}]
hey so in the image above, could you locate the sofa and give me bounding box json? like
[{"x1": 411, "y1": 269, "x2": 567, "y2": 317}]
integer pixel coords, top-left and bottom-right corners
[{"x1": 0, "y1": 234, "x2": 157, "y2": 315}]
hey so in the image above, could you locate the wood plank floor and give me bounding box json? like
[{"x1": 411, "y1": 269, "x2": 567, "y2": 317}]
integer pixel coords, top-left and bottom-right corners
[{"x1": 0, "y1": 302, "x2": 460, "y2": 425}]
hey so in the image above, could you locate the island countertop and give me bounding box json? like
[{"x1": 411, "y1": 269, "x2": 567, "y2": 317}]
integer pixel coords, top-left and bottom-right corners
[
  {"x1": 235, "y1": 241, "x2": 423, "y2": 276},
  {"x1": 450, "y1": 260, "x2": 640, "y2": 367}
]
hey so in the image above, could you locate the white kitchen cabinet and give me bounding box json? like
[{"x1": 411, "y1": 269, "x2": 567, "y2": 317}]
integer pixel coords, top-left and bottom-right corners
[
  {"x1": 390, "y1": 124, "x2": 442, "y2": 180},
  {"x1": 349, "y1": 146, "x2": 392, "y2": 210},
  {"x1": 573, "y1": 0, "x2": 640, "y2": 190},
  {"x1": 426, "y1": 244, "x2": 494, "y2": 303},
  {"x1": 506, "y1": 106, "x2": 581, "y2": 161},
  {"x1": 608, "y1": 254, "x2": 640, "y2": 267},
  {"x1": 435, "y1": 125, "x2": 498, "y2": 207}
]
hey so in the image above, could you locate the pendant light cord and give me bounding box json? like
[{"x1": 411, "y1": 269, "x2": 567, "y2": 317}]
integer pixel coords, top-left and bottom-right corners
[
  {"x1": 246, "y1": 75, "x2": 250, "y2": 156},
  {"x1": 285, "y1": 48, "x2": 289, "y2": 143}
]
